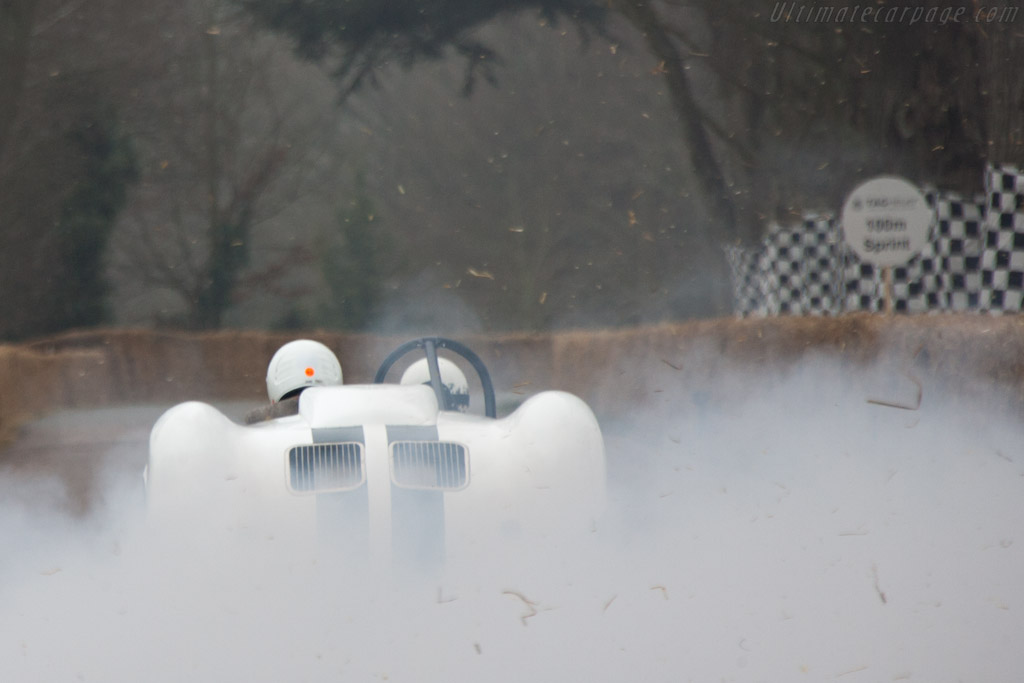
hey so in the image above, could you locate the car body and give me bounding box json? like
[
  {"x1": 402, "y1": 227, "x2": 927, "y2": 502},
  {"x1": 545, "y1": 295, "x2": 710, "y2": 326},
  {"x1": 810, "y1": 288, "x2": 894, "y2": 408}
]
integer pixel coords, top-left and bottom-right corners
[{"x1": 144, "y1": 338, "x2": 606, "y2": 568}]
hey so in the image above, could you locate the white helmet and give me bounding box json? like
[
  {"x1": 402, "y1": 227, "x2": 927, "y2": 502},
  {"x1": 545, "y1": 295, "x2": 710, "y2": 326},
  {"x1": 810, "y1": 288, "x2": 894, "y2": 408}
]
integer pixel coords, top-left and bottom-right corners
[
  {"x1": 266, "y1": 339, "x2": 343, "y2": 403},
  {"x1": 401, "y1": 357, "x2": 469, "y2": 412}
]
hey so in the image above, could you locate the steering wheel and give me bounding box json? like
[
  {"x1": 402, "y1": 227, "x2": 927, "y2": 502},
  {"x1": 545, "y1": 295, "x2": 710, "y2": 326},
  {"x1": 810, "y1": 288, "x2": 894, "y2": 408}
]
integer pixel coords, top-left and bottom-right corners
[{"x1": 374, "y1": 337, "x2": 497, "y2": 418}]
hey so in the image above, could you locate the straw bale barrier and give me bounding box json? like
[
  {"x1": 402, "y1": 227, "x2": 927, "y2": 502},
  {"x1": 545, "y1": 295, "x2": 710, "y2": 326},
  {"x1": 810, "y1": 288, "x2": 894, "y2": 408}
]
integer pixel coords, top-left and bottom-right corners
[{"x1": 2, "y1": 314, "x2": 1022, "y2": 445}]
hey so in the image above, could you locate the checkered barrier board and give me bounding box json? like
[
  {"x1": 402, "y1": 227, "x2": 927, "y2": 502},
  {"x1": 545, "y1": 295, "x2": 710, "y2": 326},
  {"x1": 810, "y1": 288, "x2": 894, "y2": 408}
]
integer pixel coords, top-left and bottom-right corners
[
  {"x1": 725, "y1": 163, "x2": 1024, "y2": 317},
  {"x1": 981, "y1": 165, "x2": 1024, "y2": 313},
  {"x1": 933, "y1": 189, "x2": 985, "y2": 311},
  {"x1": 723, "y1": 244, "x2": 767, "y2": 317},
  {"x1": 725, "y1": 216, "x2": 843, "y2": 316}
]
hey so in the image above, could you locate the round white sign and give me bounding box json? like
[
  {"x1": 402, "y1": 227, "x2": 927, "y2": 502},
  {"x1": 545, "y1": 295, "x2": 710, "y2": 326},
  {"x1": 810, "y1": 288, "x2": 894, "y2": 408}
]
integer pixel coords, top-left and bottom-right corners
[{"x1": 841, "y1": 176, "x2": 932, "y2": 267}]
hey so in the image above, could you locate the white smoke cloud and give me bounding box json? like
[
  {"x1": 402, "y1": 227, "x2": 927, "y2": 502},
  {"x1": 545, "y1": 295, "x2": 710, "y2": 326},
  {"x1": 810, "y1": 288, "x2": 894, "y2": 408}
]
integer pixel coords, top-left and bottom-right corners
[{"x1": 1, "y1": 358, "x2": 1022, "y2": 682}]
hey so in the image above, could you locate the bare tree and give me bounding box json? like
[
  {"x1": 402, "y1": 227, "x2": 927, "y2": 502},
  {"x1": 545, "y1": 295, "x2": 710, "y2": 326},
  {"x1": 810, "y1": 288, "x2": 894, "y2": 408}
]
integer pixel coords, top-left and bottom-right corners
[
  {"x1": 0, "y1": 0, "x2": 149, "y2": 339},
  {"x1": 678, "y1": 1, "x2": 1024, "y2": 221},
  {"x1": 110, "y1": 0, "x2": 345, "y2": 328},
  {"x1": 337, "y1": 13, "x2": 715, "y2": 330}
]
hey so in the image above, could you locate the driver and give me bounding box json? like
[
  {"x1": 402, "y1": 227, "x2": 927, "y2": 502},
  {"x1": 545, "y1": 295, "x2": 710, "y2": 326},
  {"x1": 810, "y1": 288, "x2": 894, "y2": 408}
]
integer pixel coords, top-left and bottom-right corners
[
  {"x1": 400, "y1": 357, "x2": 470, "y2": 412},
  {"x1": 244, "y1": 339, "x2": 343, "y2": 424}
]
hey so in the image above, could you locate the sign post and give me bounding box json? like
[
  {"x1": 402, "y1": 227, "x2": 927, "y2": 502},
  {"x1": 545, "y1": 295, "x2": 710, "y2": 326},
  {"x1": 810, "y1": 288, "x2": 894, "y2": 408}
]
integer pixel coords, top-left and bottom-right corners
[{"x1": 841, "y1": 176, "x2": 932, "y2": 314}]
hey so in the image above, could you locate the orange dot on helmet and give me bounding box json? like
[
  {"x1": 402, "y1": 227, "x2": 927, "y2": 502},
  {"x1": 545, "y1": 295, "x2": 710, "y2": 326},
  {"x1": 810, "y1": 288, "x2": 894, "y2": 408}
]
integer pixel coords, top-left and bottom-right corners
[{"x1": 305, "y1": 367, "x2": 315, "y2": 377}]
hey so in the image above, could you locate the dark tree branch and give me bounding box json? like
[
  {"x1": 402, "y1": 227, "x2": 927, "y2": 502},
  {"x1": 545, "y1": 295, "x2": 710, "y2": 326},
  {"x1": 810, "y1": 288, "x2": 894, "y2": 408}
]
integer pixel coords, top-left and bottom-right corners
[{"x1": 610, "y1": 0, "x2": 740, "y2": 240}]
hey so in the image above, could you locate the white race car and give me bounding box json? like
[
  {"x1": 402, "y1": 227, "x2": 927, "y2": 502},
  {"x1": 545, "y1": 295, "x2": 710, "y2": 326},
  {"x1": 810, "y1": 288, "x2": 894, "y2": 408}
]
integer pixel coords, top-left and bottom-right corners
[{"x1": 145, "y1": 337, "x2": 606, "y2": 568}]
